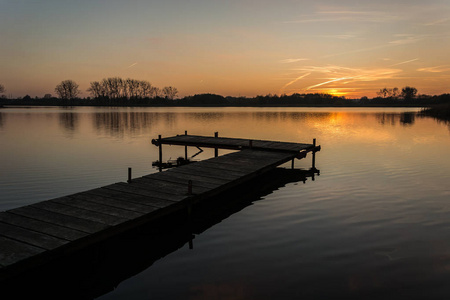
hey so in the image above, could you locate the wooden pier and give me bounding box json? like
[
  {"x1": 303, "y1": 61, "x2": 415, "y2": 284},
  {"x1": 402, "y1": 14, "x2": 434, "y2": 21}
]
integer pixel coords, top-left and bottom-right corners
[{"x1": 0, "y1": 133, "x2": 320, "y2": 281}]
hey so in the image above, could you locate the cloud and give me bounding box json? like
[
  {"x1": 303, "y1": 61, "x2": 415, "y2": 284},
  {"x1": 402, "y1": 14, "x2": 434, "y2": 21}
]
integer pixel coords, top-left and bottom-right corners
[
  {"x1": 285, "y1": 9, "x2": 399, "y2": 24},
  {"x1": 288, "y1": 65, "x2": 402, "y2": 92},
  {"x1": 282, "y1": 73, "x2": 311, "y2": 90},
  {"x1": 424, "y1": 18, "x2": 450, "y2": 26},
  {"x1": 279, "y1": 58, "x2": 309, "y2": 63},
  {"x1": 417, "y1": 65, "x2": 450, "y2": 73},
  {"x1": 389, "y1": 58, "x2": 419, "y2": 67}
]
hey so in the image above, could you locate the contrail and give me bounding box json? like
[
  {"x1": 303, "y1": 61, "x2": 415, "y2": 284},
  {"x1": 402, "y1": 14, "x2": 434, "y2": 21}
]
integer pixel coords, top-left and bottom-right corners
[
  {"x1": 127, "y1": 62, "x2": 138, "y2": 68},
  {"x1": 282, "y1": 73, "x2": 311, "y2": 90},
  {"x1": 389, "y1": 58, "x2": 419, "y2": 67}
]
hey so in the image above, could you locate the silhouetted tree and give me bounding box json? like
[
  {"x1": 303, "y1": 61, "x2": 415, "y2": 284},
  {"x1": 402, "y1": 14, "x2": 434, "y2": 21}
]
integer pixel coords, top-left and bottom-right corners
[
  {"x1": 377, "y1": 87, "x2": 399, "y2": 98},
  {"x1": 0, "y1": 84, "x2": 5, "y2": 94},
  {"x1": 162, "y1": 86, "x2": 178, "y2": 99},
  {"x1": 55, "y1": 80, "x2": 80, "y2": 100},
  {"x1": 401, "y1": 86, "x2": 418, "y2": 101}
]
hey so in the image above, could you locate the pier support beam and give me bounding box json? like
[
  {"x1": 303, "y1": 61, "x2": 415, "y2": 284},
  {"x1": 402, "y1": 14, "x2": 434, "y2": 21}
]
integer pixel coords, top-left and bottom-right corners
[
  {"x1": 128, "y1": 167, "x2": 132, "y2": 183},
  {"x1": 185, "y1": 131, "x2": 188, "y2": 160},
  {"x1": 312, "y1": 138, "x2": 316, "y2": 170},
  {"x1": 158, "y1": 135, "x2": 162, "y2": 172},
  {"x1": 214, "y1": 132, "x2": 218, "y2": 157}
]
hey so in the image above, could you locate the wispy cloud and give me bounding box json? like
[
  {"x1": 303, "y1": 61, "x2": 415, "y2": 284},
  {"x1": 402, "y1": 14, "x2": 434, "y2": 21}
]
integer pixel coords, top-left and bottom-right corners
[
  {"x1": 424, "y1": 18, "x2": 450, "y2": 26},
  {"x1": 417, "y1": 65, "x2": 450, "y2": 73},
  {"x1": 285, "y1": 65, "x2": 402, "y2": 92},
  {"x1": 285, "y1": 10, "x2": 399, "y2": 24},
  {"x1": 282, "y1": 73, "x2": 311, "y2": 90},
  {"x1": 279, "y1": 58, "x2": 309, "y2": 64},
  {"x1": 389, "y1": 58, "x2": 419, "y2": 67}
]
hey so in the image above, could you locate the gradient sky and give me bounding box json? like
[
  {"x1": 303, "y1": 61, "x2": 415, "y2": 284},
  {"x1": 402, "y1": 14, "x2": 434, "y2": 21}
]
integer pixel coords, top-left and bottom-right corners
[{"x1": 1, "y1": 0, "x2": 450, "y2": 98}]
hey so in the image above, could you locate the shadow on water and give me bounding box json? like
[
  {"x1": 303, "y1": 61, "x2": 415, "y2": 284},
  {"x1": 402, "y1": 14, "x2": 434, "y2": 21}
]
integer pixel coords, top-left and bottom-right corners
[{"x1": 0, "y1": 167, "x2": 320, "y2": 300}]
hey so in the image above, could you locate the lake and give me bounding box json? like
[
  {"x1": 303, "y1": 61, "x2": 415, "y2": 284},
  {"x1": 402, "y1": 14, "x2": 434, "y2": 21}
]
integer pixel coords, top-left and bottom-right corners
[{"x1": 1, "y1": 106, "x2": 450, "y2": 299}]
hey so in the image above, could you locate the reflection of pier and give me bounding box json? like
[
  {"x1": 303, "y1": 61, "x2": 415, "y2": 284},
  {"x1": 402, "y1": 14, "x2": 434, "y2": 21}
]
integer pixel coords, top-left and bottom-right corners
[
  {"x1": 0, "y1": 133, "x2": 320, "y2": 291},
  {"x1": 1, "y1": 167, "x2": 320, "y2": 299}
]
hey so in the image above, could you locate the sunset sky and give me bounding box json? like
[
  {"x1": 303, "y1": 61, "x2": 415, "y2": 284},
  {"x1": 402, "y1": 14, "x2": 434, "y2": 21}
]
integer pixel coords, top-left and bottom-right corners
[{"x1": 1, "y1": 0, "x2": 450, "y2": 98}]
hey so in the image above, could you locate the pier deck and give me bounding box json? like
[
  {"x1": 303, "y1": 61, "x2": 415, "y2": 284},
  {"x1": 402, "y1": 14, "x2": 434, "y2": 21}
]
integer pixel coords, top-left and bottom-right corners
[{"x1": 0, "y1": 134, "x2": 320, "y2": 280}]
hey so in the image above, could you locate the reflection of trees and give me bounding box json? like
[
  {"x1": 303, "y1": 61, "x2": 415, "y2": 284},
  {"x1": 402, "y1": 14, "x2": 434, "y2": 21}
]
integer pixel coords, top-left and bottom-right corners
[
  {"x1": 376, "y1": 112, "x2": 416, "y2": 126},
  {"x1": 93, "y1": 112, "x2": 162, "y2": 137},
  {"x1": 59, "y1": 113, "x2": 78, "y2": 134},
  {"x1": 186, "y1": 112, "x2": 225, "y2": 122},
  {"x1": 0, "y1": 112, "x2": 3, "y2": 128},
  {"x1": 253, "y1": 112, "x2": 332, "y2": 122}
]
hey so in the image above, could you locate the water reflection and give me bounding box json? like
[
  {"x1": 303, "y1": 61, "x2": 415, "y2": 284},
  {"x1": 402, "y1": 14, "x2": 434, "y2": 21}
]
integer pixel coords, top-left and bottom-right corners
[
  {"x1": 0, "y1": 167, "x2": 320, "y2": 300},
  {"x1": 0, "y1": 112, "x2": 3, "y2": 128},
  {"x1": 376, "y1": 112, "x2": 416, "y2": 126},
  {"x1": 59, "y1": 113, "x2": 79, "y2": 134},
  {"x1": 93, "y1": 112, "x2": 159, "y2": 137}
]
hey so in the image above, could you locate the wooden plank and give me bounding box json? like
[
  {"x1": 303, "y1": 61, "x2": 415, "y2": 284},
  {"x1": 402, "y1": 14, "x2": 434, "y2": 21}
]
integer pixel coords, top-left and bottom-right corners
[
  {"x1": 84, "y1": 188, "x2": 175, "y2": 209},
  {"x1": 0, "y1": 236, "x2": 45, "y2": 267},
  {"x1": 169, "y1": 166, "x2": 242, "y2": 181},
  {"x1": 79, "y1": 190, "x2": 160, "y2": 212},
  {"x1": 0, "y1": 222, "x2": 68, "y2": 250},
  {"x1": 142, "y1": 172, "x2": 222, "y2": 189},
  {"x1": 146, "y1": 171, "x2": 227, "y2": 187},
  {"x1": 52, "y1": 196, "x2": 144, "y2": 220},
  {"x1": 100, "y1": 185, "x2": 181, "y2": 207},
  {"x1": 9, "y1": 206, "x2": 108, "y2": 234},
  {"x1": 130, "y1": 177, "x2": 211, "y2": 195},
  {"x1": 0, "y1": 212, "x2": 87, "y2": 241},
  {"x1": 31, "y1": 201, "x2": 128, "y2": 226},
  {"x1": 130, "y1": 178, "x2": 211, "y2": 196},
  {"x1": 105, "y1": 183, "x2": 185, "y2": 202}
]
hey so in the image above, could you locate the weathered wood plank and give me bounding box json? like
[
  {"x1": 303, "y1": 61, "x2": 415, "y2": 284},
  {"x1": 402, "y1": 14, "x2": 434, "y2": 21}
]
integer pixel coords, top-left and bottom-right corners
[
  {"x1": 9, "y1": 206, "x2": 108, "y2": 234},
  {"x1": 130, "y1": 178, "x2": 211, "y2": 195},
  {"x1": 84, "y1": 188, "x2": 174, "y2": 209},
  {"x1": 100, "y1": 185, "x2": 181, "y2": 207},
  {"x1": 104, "y1": 183, "x2": 185, "y2": 202},
  {"x1": 80, "y1": 189, "x2": 161, "y2": 212},
  {"x1": 52, "y1": 196, "x2": 144, "y2": 220},
  {"x1": 146, "y1": 170, "x2": 228, "y2": 186},
  {"x1": 0, "y1": 237, "x2": 45, "y2": 267},
  {"x1": 142, "y1": 172, "x2": 222, "y2": 189},
  {"x1": 0, "y1": 222, "x2": 68, "y2": 250},
  {"x1": 0, "y1": 212, "x2": 87, "y2": 241},
  {"x1": 31, "y1": 201, "x2": 128, "y2": 226}
]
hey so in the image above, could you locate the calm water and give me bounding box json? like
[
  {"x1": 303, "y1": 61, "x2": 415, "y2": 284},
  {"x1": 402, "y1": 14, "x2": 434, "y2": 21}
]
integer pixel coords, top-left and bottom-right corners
[{"x1": 1, "y1": 106, "x2": 450, "y2": 299}]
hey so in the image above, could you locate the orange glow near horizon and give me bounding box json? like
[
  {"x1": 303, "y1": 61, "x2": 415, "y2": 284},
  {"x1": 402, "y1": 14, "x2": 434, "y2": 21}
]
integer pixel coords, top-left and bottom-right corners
[{"x1": 1, "y1": 2, "x2": 450, "y2": 99}]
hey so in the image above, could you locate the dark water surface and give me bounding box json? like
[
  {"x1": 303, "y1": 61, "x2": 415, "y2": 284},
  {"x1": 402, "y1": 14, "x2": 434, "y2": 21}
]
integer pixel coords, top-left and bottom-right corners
[{"x1": 1, "y1": 107, "x2": 450, "y2": 299}]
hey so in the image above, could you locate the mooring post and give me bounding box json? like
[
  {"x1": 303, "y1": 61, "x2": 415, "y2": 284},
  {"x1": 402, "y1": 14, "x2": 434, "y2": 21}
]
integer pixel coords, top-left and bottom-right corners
[
  {"x1": 128, "y1": 167, "x2": 132, "y2": 183},
  {"x1": 312, "y1": 138, "x2": 316, "y2": 170},
  {"x1": 158, "y1": 135, "x2": 162, "y2": 172},
  {"x1": 187, "y1": 180, "x2": 193, "y2": 195},
  {"x1": 249, "y1": 140, "x2": 253, "y2": 149},
  {"x1": 214, "y1": 132, "x2": 218, "y2": 157},
  {"x1": 185, "y1": 131, "x2": 188, "y2": 160},
  {"x1": 291, "y1": 158, "x2": 295, "y2": 169}
]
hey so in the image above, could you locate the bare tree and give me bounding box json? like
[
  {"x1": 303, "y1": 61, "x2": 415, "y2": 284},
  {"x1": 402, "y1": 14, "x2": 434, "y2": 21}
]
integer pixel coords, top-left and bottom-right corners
[
  {"x1": 0, "y1": 84, "x2": 5, "y2": 94},
  {"x1": 401, "y1": 86, "x2": 418, "y2": 100},
  {"x1": 55, "y1": 80, "x2": 80, "y2": 100},
  {"x1": 162, "y1": 86, "x2": 178, "y2": 100}
]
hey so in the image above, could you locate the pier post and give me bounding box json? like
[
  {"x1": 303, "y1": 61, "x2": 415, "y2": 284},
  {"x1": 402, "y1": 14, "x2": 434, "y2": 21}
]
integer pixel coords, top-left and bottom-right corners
[
  {"x1": 214, "y1": 132, "x2": 218, "y2": 157},
  {"x1": 185, "y1": 131, "x2": 188, "y2": 160},
  {"x1": 158, "y1": 135, "x2": 162, "y2": 172},
  {"x1": 312, "y1": 138, "x2": 316, "y2": 170},
  {"x1": 187, "y1": 180, "x2": 193, "y2": 195},
  {"x1": 128, "y1": 167, "x2": 132, "y2": 183},
  {"x1": 249, "y1": 140, "x2": 253, "y2": 149},
  {"x1": 291, "y1": 158, "x2": 295, "y2": 169}
]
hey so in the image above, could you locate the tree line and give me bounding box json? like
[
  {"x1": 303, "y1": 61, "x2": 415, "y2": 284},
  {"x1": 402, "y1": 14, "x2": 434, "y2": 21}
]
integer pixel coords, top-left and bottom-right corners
[
  {"x1": 53, "y1": 78, "x2": 178, "y2": 100},
  {"x1": 2, "y1": 81, "x2": 450, "y2": 107}
]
